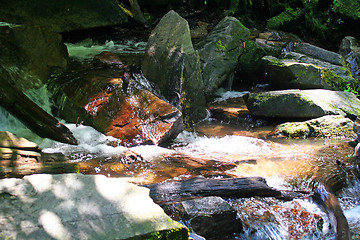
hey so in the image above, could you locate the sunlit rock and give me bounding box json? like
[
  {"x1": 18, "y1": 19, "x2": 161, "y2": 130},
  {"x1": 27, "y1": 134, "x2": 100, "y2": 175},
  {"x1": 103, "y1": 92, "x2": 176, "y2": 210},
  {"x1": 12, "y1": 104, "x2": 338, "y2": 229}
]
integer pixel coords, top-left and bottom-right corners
[
  {"x1": 0, "y1": 0, "x2": 127, "y2": 33},
  {"x1": 272, "y1": 115, "x2": 355, "y2": 139},
  {"x1": 0, "y1": 173, "x2": 188, "y2": 239},
  {"x1": 142, "y1": 10, "x2": 207, "y2": 127},
  {"x1": 195, "y1": 16, "x2": 250, "y2": 94},
  {"x1": 49, "y1": 68, "x2": 184, "y2": 147},
  {"x1": 245, "y1": 89, "x2": 360, "y2": 119}
]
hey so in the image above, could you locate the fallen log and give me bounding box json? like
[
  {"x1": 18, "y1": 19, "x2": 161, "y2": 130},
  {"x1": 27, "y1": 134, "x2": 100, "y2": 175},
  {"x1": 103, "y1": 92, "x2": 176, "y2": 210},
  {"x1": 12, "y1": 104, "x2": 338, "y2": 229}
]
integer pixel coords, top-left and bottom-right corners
[
  {"x1": 143, "y1": 176, "x2": 282, "y2": 204},
  {"x1": 0, "y1": 69, "x2": 78, "y2": 145}
]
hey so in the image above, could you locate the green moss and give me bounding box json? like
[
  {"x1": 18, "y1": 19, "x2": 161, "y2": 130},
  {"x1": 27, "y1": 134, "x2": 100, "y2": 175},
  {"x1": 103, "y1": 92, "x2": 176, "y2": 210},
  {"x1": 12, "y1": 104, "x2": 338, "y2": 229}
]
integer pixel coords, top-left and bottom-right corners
[
  {"x1": 333, "y1": 0, "x2": 360, "y2": 20},
  {"x1": 276, "y1": 122, "x2": 310, "y2": 138},
  {"x1": 266, "y1": 7, "x2": 302, "y2": 30},
  {"x1": 127, "y1": 227, "x2": 189, "y2": 240},
  {"x1": 321, "y1": 69, "x2": 359, "y2": 95}
]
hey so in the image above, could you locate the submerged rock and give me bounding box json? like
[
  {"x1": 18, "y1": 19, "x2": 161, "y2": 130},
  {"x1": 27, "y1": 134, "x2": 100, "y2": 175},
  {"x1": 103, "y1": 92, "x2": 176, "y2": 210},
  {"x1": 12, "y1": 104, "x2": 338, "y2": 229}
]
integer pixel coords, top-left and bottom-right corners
[
  {"x1": 0, "y1": 173, "x2": 188, "y2": 239},
  {"x1": 245, "y1": 89, "x2": 360, "y2": 119},
  {"x1": 142, "y1": 10, "x2": 207, "y2": 127},
  {"x1": 0, "y1": 0, "x2": 127, "y2": 33},
  {"x1": 50, "y1": 68, "x2": 183, "y2": 147},
  {"x1": 273, "y1": 115, "x2": 355, "y2": 139},
  {"x1": 195, "y1": 16, "x2": 250, "y2": 94}
]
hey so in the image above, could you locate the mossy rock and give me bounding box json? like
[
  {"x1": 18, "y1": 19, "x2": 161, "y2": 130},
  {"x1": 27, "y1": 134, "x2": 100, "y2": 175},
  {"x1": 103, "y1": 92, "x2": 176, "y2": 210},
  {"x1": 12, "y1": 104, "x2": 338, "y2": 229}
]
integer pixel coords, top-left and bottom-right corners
[
  {"x1": 274, "y1": 115, "x2": 355, "y2": 139},
  {"x1": 333, "y1": 0, "x2": 360, "y2": 20},
  {"x1": 266, "y1": 8, "x2": 303, "y2": 30}
]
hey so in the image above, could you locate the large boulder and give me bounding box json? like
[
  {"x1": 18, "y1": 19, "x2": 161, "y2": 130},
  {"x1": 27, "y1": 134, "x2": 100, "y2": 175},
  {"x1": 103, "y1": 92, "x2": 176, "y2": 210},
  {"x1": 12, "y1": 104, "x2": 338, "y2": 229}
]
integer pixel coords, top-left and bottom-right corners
[
  {"x1": 262, "y1": 51, "x2": 357, "y2": 90},
  {"x1": 0, "y1": 23, "x2": 68, "y2": 90},
  {"x1": 0, "y1": 0, "x2": 127, "y2": 33},
  {"x1": 245, "y1": 89, "x2": 360, "y2": 119},
  {"x1": 195, "y1": 16, "x2": 250, "y2": 94},
  {"x1": 49, "y1": 67, "x2": 183, "y2": 147},
  {"x1": 272, "y1": 115, "x2": 355, "y2": 139},
  {"x1": 0, "y1": 173, "x2": 188, "y2": 239},
  {"x1": 142, "y1": 10, "x2": 207, "y2": 127}
]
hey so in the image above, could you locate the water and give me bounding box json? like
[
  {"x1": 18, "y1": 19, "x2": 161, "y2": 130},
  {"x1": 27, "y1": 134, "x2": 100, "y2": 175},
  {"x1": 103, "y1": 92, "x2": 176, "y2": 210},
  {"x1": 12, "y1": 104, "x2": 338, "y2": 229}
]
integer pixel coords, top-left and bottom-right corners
[{"x1": 2, "y1": 39, "x2": 360, "y2": 239}]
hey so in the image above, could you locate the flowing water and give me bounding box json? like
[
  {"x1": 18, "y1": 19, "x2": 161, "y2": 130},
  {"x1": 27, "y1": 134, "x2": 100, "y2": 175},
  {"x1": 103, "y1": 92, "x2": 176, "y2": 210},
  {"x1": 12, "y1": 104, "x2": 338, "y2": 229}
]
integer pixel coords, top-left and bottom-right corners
[{"x1": 1, "y1": 37, "x2": 360, "y2": 239}]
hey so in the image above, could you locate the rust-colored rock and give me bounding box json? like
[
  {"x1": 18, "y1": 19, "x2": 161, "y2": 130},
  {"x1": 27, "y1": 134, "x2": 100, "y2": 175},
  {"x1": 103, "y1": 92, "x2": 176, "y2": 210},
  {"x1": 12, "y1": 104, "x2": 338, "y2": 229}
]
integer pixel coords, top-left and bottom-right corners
[
  {"x1": 50, "y1": 68, "x2": 184, "y2": 146},
  {"x1": 93, "y1": 51, "x2": 125, "y2": 68}
]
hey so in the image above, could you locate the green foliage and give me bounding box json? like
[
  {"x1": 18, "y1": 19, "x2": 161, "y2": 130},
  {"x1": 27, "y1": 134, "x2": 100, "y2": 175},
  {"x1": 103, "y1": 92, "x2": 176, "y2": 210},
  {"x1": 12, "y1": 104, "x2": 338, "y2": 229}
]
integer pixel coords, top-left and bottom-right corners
[{"x1": 216, "y1": 39, "x2": 227, "y2": 53}]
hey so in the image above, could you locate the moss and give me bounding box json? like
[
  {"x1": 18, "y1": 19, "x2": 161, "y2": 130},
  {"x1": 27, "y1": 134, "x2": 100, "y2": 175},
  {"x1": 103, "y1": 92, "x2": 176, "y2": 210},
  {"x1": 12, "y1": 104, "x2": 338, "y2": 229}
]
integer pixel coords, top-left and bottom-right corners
[
  {"x1": 333, "y1": 0, "x2": 360, "y2": 20},
  {"x1": 276, "y1": 122, "x2": 310, "y2": 138},
  {"x1": 127, "y1": 227, "x2": 189, "y2": 240},
  {"x1": 266, "y1": 7, "x2": 302, "y2": 30},
  {"x1": 321, "y1": 69, "x2": 359, "y2": 94}
]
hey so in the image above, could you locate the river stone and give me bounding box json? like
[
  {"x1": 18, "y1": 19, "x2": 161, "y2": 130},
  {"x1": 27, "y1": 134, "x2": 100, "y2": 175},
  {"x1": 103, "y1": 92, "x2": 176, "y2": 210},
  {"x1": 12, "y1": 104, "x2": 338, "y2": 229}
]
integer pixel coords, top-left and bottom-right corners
[
  {"x1": 262, "y1": 53, "x2": 357, "y2": 90},
  {"x1": 49, "y1": 68, "x2": 183, "y2": 147},
  {"x1": 273, "y1": 115, "x2": 355, "y2": 139},
  {"x1": 245, "y1": 89, "x2": 360, "y2": 119},
  {"x1": 141, "y1": 10, "x2": 207, "y2": 127},
  {"x1": 0, "y1": 173, "x2": 188, "y2": 240},
  {"x1": 0, "y1": 23, "x2": 67, "y2": 90},
  {"x1": 0, "y1": 0, "x2": 127, "y2": 33},
  {"x1": 195, "y1": 16, "x2": 250, "y2": 94},
  {"x1": 163, "y1": 196, "x2": 243, "y2": 239}
]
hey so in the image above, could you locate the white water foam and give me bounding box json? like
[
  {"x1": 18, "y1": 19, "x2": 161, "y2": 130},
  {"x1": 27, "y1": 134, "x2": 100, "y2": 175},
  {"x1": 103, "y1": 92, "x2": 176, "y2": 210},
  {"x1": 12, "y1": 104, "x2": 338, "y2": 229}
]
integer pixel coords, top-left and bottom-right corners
[
  {"x1": 40, "y1": 124, "x2": 128, "y2": 160},
  {"x1": 66, "y1": 39, "x2": 147, "y2": 62},
  {"x1": 173, "y1": 131, "x2": 272, "y2": 156},
  {"x1": 213, "y1": 90, "x2": 249, "y2": 103}
]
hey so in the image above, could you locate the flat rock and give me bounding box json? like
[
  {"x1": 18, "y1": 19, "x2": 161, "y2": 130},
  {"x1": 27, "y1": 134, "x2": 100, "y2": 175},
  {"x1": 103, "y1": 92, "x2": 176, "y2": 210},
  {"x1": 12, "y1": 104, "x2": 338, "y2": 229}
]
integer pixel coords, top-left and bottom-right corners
[
  {"x1": 245, "y1": 89, "x2": 360, "y2": 119},
  {"x1": 0, "y1": 173, "x2": 188, "y2": 240}
]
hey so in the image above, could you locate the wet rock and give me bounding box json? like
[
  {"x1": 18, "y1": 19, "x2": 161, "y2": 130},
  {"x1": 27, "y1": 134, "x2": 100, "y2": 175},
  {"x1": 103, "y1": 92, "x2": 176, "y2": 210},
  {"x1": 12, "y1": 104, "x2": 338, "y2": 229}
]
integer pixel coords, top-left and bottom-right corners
[
  {"x1": 262, "y1": 52, "x2": 357, "y2": 90},
  {"x1": 0, "y1": 23, "x2": 67, "y2": 90},
  {"x1": 0, "y1": 132, "x2": 77, "y2": 178},
  {"x1": 49, "y1": 69, "x2": 183, "y2": 147},
  {"x1": 273, "y1": 115, "x2": 355, "y2": 139},
  {"x1": 339, "y1": 36, "x2": 360, "y2": 79},
  {"x1": 0, "y1": 0, "x2": 127, "y2": 33},
  {"x1": 195, "y1": 16, "x2": 250, "y2": 94},
  {"x1": 142, "y1": 10, "x2": 207, "y2": 127},
  {"x1": 164, "y1": 196, "x2": 243, "y2": 239},
  {"x1": 0, "y1": 173, "x2": 188, "y2": 239},
  {"x1": 245, "y1": 89, "x2": 360, "y2": 119},
  {"x1": 93, "y1": 51, "x2": 125, "y2": 68}
]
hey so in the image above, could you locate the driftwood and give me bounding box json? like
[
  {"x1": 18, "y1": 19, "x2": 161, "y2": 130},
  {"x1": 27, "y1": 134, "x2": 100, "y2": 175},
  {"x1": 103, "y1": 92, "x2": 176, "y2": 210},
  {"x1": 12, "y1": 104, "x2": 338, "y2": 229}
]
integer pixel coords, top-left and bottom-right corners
[
  {"x1": 0, "y1": 71, "x2": 77, "y2": 145},
  {"x1": 143, "y1": 176, "x2": 282, "y2": 204}
]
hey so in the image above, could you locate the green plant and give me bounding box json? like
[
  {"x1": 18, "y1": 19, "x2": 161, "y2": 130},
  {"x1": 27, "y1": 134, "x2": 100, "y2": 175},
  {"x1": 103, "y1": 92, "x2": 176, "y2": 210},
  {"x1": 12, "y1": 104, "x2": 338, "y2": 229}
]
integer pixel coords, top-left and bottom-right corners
[
  {"x1": 344, "y1": 83, "x2": 360, "y2": 96},
  {"x1": 216, "y1": 39, "x2": 226, "y2": 53}
]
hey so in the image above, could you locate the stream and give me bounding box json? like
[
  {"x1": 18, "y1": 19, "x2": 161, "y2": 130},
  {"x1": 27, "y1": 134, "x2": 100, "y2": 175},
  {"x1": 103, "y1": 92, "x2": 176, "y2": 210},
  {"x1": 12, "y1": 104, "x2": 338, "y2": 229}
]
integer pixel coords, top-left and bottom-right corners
[{"x1": 1, "y1": 36, "x2": 360, "y2": 239}]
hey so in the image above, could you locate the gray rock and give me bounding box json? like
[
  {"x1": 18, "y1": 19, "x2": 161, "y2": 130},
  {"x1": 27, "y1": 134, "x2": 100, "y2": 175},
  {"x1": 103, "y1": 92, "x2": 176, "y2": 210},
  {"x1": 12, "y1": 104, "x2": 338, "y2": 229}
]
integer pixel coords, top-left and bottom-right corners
[
  {"x1": 0, "y1": 23, "x2": 67, "y2": 90},
  {"x1": 294, "y1": 43, "x2": 344, "y2": 66},
  {"x1": 195, "y1": 17, "x2": 250, "y2": 95},
  {"x1": 262, "y1": 53, "x2": 357, "y2": 90},
  {"x1": 273, "y1": 115, "x2": 355, "y2": 139},
  {"x1": 0, "y1": 0, "x2": 127, "y2": 33},
  {"x1": 245, "y1": 89, "x2": 360, "y2": 119},
  {"x1": 0, "y1": 174, "x2": 188, "y2": 240},
  {"x1": 142, "y1": 10, "x2": 207, "y2": 127}
]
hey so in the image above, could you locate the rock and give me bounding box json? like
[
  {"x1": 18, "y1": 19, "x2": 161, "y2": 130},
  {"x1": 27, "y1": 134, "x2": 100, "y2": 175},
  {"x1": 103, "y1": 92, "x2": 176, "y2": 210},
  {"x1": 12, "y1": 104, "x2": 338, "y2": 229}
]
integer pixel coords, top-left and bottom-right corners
[
  {"x1": 164, "y1": 196, "x2": 243, "y2": 239},
  {"x1": 142, "y1": 10, "x2": 207, "y2": 127},
  {"x1": 339, "y1": 36, "x2": 360, "y2": 79},
  {"x1": 273, "y1": 115, "x2": 355, "y2": 139},
  {"x1": 245, "y1": 89, "x2": 360, "y2": 119},
  {"x1": 0, "y1": 132, "x2": 78, "y2": 178},
  {"x1": 293, "y1": 43, "x2": 344, "y2": 66},
  {"x1": 195, "y1": 16, "x2": 250, "y2": 94},
  {"x1": 0, "y1": 23, "x2": 68, "y2": 90},
  {"x1": 49, "y1": 68, "x2": 183, "y2": 147},
  {"x1": 93, "y1": 51, "x2": 125, "y2": 68},
  {"x1": 262, "y1": 52, "x2": 357, "y2": 90},
  {"x1": 0, "y1": 0, "x2": 128, "y2": 33},
  {"x1": 0, "y1": 173, "x2": 188, "y2": 239}
]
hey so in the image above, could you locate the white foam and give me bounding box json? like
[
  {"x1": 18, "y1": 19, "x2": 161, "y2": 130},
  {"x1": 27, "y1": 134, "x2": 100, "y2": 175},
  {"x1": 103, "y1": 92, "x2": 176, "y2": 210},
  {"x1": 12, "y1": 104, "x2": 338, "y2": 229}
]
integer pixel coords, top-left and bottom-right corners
[
  {"x1": 213, "y1": 90, "x2": 249, "y2": 102},
  {"x1": 66, "y1": 39, "x2": 147, "y2": 62},
  {"x1": 345, "y1": 205, "x2": 360, "y2": 224}
]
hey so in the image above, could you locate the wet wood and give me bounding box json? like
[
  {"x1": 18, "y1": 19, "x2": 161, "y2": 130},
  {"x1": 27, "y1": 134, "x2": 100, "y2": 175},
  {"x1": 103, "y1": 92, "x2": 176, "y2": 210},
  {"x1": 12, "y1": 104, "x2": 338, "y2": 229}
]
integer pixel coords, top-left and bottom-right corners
[
  {"x1": 143, "y1": 176, "x2": 282, "y2": 204},
  {"x1": 0, "y1": 74, "x2": 77, "y2": 145}
]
